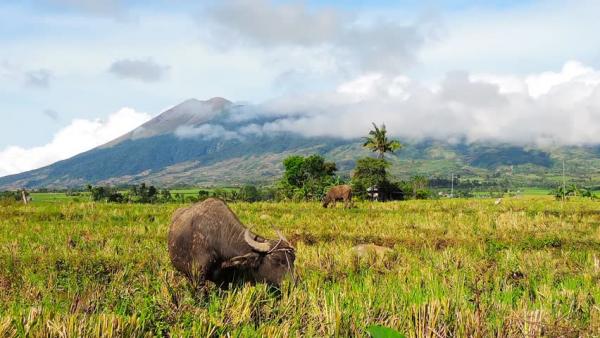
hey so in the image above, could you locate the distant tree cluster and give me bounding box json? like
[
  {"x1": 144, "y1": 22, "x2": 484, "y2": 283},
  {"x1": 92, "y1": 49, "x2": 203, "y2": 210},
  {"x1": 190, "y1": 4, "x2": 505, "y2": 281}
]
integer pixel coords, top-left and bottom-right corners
[
  {"x1": 0, "y1": 191, "x2": 22, "y2": 203},
  {"x1": 278, "y1": 154, "x2": 341, "y2": 201},
  {"x1": 552, "y1": 184, "x2": 596, "y2": 200},
  {"x1": 173, "y1": 186, "x2": 279, "y2": 204},
  {"x1": 86, "y1": 183, "x2": 173, "y2": 204}
]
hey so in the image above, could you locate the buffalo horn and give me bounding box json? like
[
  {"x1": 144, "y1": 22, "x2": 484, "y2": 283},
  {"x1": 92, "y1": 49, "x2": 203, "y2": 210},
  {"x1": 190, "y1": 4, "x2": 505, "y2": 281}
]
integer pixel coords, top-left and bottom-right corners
[
  {"x1": 244, "y1": 229, "x2": 270, "y2": 252},
  {"x1": 275, "y1": 230, "x2": 288, "y2": 243}
]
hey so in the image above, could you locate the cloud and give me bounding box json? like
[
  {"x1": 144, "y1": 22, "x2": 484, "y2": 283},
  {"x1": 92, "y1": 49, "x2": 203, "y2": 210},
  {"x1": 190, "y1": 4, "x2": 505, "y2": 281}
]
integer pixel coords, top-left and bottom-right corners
[
  {"x1": 0, "y1": 108, "x2": 151, "y2": 177},
  {"x1": 175, "y1": 124, "x2": 239, "y2": 140},
  {"x1": 46, "y1": 0, "x2": 123, "y2": 16},
  {"x1": 202, "y1": 0, "x2": 437, "y2": 73},
  {"x1": 108, "y1": 58, "x2": 170, "y2": 82},
  {"x1": 225, "y1": 60, "x2": 600, "y2": 146},
  {"x1": 43, "y1": 109, "x2": 60, "y2": 121},
  {"x1": 25, "y1": 69, "x2": 52, "y2": 88},
  {"x1": 418, "y1": 1, "x2": 600, "y2": 77}
]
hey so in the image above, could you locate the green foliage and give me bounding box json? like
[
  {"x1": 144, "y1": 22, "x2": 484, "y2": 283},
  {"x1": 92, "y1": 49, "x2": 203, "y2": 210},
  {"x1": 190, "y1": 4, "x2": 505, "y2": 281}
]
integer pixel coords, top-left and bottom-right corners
[
  {"x1": 86, "y1": 183, "x2": 172, "y2": 204},
  {"x1": 552, "y1": 184, "x2": 597, "y2": 200},
  {"x1": 0, "y1": 191, "x2": 22, "y2": 202},
  {"x1": 279, "y1": 154, "x2": 338, "y2": 200},
  {"x1": 159, "y1": 189, "x2": 173, "y2": 203},
  {"x1": 211, "y1": 188, "x2": 229, "y2": 200},
  {"x1": 409, "y1": 175, "x2": 430, "y2": 199},
  {"x1": 197, "y1": 189, "x2": 210, "y2": 201},
  {"x1": 86, "y1": 185, "x2": 124, "y2": 203},
  {"x1": 352, "y1": 157, "x2": 390, "y2": 199},
  {"x1": 128, "y1": 183, "x2": 158, "y2": 203},
  {"x1": 367, "y1": 325, "x2": 406, "y2": 338},
  {"x1": 239, "y1": 185, "x2": 260, "y2": 202},
  {"x1": 470, "y1": 147, "x2": 552, "y2": 168},
  {"x1": 354, "y1": 122, "x2": 410, "y2": 200},
  {"x1": 362, "y1": 122, "x2": 402, "y2": 159}
]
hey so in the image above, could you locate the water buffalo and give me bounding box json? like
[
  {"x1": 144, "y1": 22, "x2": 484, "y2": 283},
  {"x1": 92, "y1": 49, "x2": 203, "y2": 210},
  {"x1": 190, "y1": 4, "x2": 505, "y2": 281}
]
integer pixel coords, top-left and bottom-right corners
[
  {"x1": 168, "y1": 198, "x2": 295, "y2": 290},
  {"x1": 322, "y1": 184, "x2": 353, "y2": 208}
]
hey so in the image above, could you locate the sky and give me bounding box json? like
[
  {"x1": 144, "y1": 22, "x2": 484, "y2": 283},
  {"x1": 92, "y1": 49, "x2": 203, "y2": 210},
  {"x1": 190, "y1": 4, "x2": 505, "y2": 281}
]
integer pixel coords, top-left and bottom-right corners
[{"x1": 2, "y1": 0, "x2": 600, "y2": 176}]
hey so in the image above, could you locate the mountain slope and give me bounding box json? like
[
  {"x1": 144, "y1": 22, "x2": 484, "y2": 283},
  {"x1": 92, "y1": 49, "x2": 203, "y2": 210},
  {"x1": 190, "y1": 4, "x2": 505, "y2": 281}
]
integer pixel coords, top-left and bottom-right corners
[{"x1": 2, "y1": 97, "x2": 600, "y2": 189}]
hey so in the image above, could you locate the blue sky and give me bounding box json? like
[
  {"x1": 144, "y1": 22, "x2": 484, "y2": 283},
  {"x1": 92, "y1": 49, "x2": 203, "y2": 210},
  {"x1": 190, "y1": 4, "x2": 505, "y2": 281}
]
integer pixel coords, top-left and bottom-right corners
[{"x1": 2, "y1": 0, "x2": 600, "y2": 176}]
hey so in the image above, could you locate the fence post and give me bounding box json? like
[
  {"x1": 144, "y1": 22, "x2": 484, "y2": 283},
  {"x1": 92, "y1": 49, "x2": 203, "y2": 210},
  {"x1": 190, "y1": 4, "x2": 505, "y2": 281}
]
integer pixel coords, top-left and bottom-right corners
[{"x1": 21, "y1": 190, "x2": 29, "y2": 204}]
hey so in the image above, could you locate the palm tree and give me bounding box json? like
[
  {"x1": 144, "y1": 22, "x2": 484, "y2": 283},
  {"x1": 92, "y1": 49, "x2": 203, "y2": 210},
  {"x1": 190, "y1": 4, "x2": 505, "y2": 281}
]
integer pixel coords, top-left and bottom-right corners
[{"x1": 362, "y1": 122, "x2": 402, "y2": 159}]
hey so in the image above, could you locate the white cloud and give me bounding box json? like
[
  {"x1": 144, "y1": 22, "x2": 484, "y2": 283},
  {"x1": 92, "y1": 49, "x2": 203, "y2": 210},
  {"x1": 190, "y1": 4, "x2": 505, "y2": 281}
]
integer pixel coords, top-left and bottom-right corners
[
  {"x1": 174, "y1": 124, "x2": 239, "y2": 140},
  {"x1": 418, "y1": 0, "x2": 600, "y2": 77},
  {"x1": 5, "y1": 0, "x2": 600, "y2": 155},
  {"x1": 202, "y1": 0, "x2": 437, "y2": 73},
  {"x1": 109, "y1": 58, "x2": 170, "y2": 82},
  {"x1": 0, "y1": 108, "x2": 151, "y2": 177},
  {"x1": 46, "y1": 0, "x2": 124, "y2": 17},
  {"x1": 524, "y1": 61, "x2": 600, "y2": 98},
  {"x1": 236, "y1": 60, "x2": 600, "y2": 146}
]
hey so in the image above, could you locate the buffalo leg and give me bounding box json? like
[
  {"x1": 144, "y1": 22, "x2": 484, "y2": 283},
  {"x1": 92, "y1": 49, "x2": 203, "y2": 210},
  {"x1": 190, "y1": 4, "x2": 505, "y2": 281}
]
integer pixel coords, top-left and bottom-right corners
[{"x1": 186, "y1": 251, "x2": 212, "y2": 294}]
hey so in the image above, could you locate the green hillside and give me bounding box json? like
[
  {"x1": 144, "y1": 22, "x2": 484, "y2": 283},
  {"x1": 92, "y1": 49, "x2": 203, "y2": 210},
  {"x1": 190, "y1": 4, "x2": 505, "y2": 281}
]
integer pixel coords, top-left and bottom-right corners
[{"x1": 1, "y1": 98, "x2": 600, "y2": 189}]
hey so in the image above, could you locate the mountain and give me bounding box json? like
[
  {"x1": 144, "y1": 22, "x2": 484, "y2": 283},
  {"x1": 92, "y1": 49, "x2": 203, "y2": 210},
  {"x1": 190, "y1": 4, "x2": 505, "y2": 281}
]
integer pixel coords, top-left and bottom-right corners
[{"x1": 2, "y1": 97, "x2": 600, "y2": 190}]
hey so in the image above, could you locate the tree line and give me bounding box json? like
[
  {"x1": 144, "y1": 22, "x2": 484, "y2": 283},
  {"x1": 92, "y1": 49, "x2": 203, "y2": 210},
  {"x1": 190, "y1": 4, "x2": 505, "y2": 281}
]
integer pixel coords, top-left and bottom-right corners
[{"x1": 8, "y1": 122, "x2": 588, "y2": 204}]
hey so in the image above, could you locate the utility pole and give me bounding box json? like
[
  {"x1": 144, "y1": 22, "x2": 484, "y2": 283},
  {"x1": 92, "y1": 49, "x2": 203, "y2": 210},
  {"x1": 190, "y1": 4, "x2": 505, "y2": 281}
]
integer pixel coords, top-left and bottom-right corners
[{"x1": 451, "y1": 173, "x2": 454, "y2": 198}]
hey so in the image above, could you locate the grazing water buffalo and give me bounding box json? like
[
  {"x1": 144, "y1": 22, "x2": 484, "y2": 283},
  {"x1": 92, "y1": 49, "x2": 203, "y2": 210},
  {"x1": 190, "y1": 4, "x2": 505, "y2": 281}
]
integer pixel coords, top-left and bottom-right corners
[
  {"x1": 168, "y1": 198, "x2": 295, "y2": 290},
  {"x1": 322, "y1": 184, "x2": 353, "y2": 208}
]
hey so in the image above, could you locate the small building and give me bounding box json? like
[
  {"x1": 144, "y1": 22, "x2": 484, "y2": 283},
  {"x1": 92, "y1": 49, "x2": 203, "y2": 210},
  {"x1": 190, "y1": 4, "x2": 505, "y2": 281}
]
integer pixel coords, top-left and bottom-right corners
[{"x1": 367, "y1": 186, "x2": 379, "y2": 201}]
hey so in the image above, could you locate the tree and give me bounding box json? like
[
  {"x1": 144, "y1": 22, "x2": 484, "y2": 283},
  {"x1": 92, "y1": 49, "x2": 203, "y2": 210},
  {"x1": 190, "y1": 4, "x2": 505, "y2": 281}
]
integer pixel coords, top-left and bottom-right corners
[
  {"x1": 362, "y1": 122, "x2": 402, "y2": 159},
  {"x1": 279, "y1": 154, "x2": 338, "y2": 200},
  {"x1": 127, "y1": 183, "x2": 159, "y2": 203},
  {"x1": 159, "y1": 189, "x2": 172, "y2": 203},
  {"x1": 197, "y1": 189, "x2": 210, "y2": 201},
  {"x1": 86, "y1": 185, "x2": 124, "y2": 203},
  {"x1": 282, "y1": 156, "x2": 306, "y2": 188},
  {"x1": 239, "y1": 185, "x2": 260, "y2": 202},
  {"x1": 410, "y1": 175, "x2": 429, "y2": 199},
  {"x1": 353, "y1": 122, "x2": 404, "y2": 200},
  {"x1": 352, "y1": 158, "x2": 390, "y2": 199}
]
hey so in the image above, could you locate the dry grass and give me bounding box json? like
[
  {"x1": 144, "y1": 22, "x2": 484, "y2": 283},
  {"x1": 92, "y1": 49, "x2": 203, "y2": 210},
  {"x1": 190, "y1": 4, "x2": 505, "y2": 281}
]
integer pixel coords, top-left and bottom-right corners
[{"x1": 1, "y1": 197, "x2": 599, "y2": 337}]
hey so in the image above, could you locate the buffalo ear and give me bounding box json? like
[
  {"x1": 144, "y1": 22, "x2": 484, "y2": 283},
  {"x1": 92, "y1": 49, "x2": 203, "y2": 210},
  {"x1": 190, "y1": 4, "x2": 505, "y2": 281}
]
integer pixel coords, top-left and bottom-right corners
[{"x1": 221, "y1": 253, "x2": 260, "y2": 268}]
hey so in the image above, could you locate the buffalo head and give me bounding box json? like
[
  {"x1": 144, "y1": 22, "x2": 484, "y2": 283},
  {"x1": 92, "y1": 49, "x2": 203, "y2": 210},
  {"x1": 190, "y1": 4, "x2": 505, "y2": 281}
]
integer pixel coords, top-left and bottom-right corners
[
  {"x1": 322, "y1": 196, "x2": 331, "y2": 208},
  {"x1": 222, "y1": 229, "x2": 296, "y2": 287}
]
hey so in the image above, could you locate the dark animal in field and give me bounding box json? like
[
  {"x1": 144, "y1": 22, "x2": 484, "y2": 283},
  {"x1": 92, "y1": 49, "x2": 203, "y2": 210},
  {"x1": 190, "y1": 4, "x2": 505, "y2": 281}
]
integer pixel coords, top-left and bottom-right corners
[
  {"x1": 322, "y1": 185, "x2": 353, "y2": 208},
  {"x1": 168, "y1": 198, "x2": 295, "y2": 290}
]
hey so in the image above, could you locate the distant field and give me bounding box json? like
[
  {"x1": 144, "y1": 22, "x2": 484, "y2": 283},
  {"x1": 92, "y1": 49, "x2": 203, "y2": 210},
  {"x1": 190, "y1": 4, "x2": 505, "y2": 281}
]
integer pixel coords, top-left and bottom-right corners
[
  {"x1": 520, "y1": 188, "x2": 552, "y2": 195},
  {"x1": 28, "y1": 186, "x2": 558, "y2": 203},
  {"x1": 30, "y1": 192, "x2": 89, "y2": 203},
  {"x1": 1, "y1": 197, "x2": 599, "y2": 336},
  {"x1": 30, "y1": 188, "x2": 237, "y2": 202}
]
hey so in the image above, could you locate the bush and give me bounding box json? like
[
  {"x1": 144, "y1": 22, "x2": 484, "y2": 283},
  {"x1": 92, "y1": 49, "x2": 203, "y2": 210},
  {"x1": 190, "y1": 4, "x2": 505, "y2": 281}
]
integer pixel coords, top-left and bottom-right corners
[
  {"x1": 352, "y1": 158, "x2": 390, "y2": 200},
  {"x1": 239, "y1": 185, "x2": 260, "y2": 202},
  {"x1": 197, "y1": 190, "x2": 210, "y2": 201},
  {"x1": 278, "y1": 154, "x2": 338, "y2": 201}
]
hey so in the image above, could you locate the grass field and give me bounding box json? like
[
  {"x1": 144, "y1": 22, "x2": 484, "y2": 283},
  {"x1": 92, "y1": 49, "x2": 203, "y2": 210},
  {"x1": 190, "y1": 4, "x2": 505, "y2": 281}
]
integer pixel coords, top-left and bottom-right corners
[
  {"x1": 29, "y1": 192, "x2": 89, "y2": 203},
  {"x1": 29, "y1": 188, "x2": 238, "y2": 203},
  {"x1": 1, "y1": 197, "x2": 599, "y2": 337}
]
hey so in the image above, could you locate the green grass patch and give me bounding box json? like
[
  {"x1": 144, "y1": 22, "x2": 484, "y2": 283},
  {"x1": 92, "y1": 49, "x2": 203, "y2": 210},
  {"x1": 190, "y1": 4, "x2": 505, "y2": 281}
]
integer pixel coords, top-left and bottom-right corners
[{"x1": 1, "y1": 197, "x2": 599, "y2": 336}]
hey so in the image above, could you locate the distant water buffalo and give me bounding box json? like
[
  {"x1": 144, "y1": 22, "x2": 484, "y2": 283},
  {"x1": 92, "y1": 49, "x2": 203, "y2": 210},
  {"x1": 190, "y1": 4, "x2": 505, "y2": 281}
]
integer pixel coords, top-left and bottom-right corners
[
  {"x1": 168, "y1": 198, "x2": 295, "y2": 290},
  {"x1": 322, "y1": 184, "x2": 353, "y2": 208}
]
